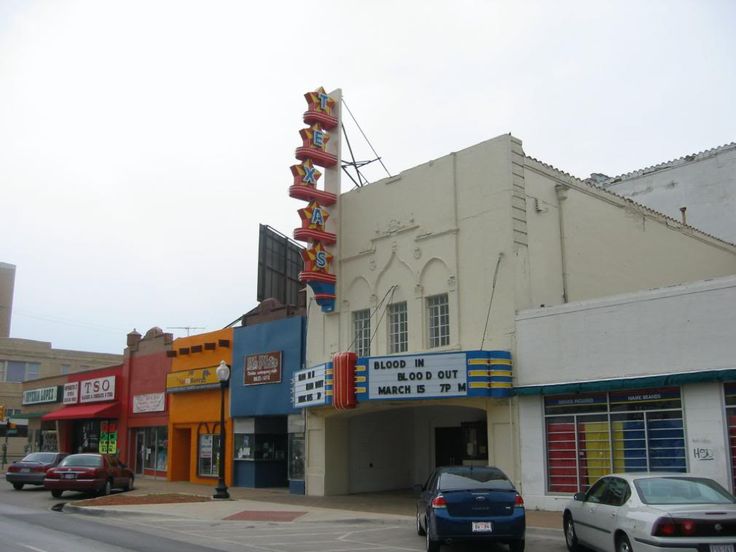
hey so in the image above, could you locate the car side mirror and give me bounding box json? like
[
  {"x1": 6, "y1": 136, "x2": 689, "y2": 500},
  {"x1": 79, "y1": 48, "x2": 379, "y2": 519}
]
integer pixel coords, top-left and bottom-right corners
[
  {"x1": 573, "y1": 492, "x2": 585, "y2": 502},
  {"x1": 412, "y1": 484, "x2": 424, "y2": 494}
]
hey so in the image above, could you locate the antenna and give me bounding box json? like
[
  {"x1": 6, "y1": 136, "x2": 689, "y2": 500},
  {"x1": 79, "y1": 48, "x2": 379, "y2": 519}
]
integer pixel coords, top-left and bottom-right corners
[
  {"x1": 167, "y1": 326, "x2": 206, "y2": 336},
  {"x1": 340, "y1": 98, "x2": 391, "y2": 189}
]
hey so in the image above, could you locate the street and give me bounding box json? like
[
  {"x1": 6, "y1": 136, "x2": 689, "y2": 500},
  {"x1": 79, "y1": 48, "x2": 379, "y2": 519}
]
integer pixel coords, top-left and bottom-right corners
[{"x1": 0, "y1": 483, "x2": 567, "y2": 552}]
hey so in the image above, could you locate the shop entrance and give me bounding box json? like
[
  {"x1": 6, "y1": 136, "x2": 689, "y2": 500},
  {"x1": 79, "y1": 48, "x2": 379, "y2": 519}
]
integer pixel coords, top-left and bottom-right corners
[
  {"x1": 135, "y1": 431, "x2": 145, "y2": 475},
  {"x1": 435, "y1": 427, "x2": 464, "y2": 466}
]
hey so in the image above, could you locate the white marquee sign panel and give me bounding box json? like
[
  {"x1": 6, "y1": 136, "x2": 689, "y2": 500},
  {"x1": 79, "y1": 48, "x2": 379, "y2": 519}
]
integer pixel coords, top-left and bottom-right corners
[{"x1": 368, "y1": 353, "x2": 467, "y2": 400}]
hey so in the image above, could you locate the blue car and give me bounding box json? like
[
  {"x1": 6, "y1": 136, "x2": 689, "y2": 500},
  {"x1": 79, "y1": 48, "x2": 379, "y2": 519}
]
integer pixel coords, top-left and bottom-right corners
[{"x1": 416, "y1": 466, "x2": 526, "y2": 552}]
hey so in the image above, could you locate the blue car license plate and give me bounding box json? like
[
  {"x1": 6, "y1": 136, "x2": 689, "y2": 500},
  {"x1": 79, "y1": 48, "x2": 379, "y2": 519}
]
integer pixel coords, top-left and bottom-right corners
[
  {"x1": 472, "y1": 522, "x2": 493, "y2": 532},
  {"x1": 63, "y1": 473, "x2": 76, "y2": 479}
]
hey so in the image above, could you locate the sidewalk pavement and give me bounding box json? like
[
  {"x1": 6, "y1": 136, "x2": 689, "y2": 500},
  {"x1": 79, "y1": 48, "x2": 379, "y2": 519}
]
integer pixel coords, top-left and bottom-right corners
[{"x1": 62, "y1": 477, "x2": 563, "y2": 531}]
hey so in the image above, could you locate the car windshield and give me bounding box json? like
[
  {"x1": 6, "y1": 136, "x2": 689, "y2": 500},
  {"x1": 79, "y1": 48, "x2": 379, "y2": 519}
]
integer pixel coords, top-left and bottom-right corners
[
  {"x1": 59, "y1": 454, "x2": 103, "y2": 468},
  {"x1": 635, "y1": 477, "x2": 736, "y2": 505},
  {"x1": 21, "y1": 452, "x2": 58, "y2": 463},
  {"x1": 438, "y1": 468, "x2": 514, "y2": 492}
]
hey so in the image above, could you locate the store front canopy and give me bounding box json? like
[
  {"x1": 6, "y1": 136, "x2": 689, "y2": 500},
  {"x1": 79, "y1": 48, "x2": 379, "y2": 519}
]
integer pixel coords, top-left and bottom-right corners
[
  {"x1": 514, "y1": 367, "x2": 736, "y2": 396},
  {"x1": 42, "y1": 402, "x2": 120, "y2": 421}
]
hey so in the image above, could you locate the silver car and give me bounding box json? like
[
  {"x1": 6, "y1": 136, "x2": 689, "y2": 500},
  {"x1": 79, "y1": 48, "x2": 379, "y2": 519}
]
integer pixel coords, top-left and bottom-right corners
[{"x1": 564, "y1": 473, "x2": 736, "y2": 552}]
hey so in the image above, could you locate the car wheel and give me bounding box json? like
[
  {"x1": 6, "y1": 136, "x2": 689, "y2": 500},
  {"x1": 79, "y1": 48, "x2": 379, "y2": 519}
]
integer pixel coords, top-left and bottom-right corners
[
  {"x1": 99, "y1": 479, "x2": 112, "y2": 496},
  {"x1": 617, "y1": 533, "x2": 633, "y2": 552},
  {"x1": 124, "y1": 476, "x2": 134, "y2": 492},
  {"x1": 416, "y1": 512, "x2": 426, "y2": 536},
  {"x1": 12, "y1": 483, "x2": 24, "y2": 490},
  {"x1": 51, "y1": 489, "x2": 63, "y2": 498},
  {"x1": 509, "y1": 539, "x2": 525, "y2": 552},
  {"x1": 425, "y1": 526, "x2": 440, "y2": 552},
  {"x1": 564, "y1": 514, "x2": 580, "y2": 552}
]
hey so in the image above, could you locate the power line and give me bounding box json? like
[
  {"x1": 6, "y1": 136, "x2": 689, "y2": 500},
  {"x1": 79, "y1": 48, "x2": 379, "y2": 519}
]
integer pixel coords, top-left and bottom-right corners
[{"x1": 167, "y1": 326, "x2": 206, "y2": 336}]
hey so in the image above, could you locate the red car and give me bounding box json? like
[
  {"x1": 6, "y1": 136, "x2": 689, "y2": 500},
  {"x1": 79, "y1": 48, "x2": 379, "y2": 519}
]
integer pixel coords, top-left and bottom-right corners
[
  {"x1": 5, "y1": 452, "x2": 68, "y2": 490},
  {"x1": 44, "y1": 453, "x2": 134, "y2": 498}
]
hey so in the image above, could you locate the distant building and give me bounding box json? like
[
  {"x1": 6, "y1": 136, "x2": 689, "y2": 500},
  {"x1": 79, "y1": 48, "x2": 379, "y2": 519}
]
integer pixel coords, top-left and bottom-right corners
[
  {"x1": 593, "y1": 142, "x2": 736, "y2": 244},
  {"x1": 0, "y1": 261, "x2": 122, "y2": 463},
  {"x1": 0, "y1": 262, "x2": 15, "y2": 338},
  {"x1": 1, "y1": 338, "x2": 122, "y2": 461}
]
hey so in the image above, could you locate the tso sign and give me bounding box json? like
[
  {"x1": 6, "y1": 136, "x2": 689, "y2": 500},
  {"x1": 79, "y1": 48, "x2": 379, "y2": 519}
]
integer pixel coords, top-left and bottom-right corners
[{"x1": 80, "y1": 376, "x2": 116, "y2": 403}]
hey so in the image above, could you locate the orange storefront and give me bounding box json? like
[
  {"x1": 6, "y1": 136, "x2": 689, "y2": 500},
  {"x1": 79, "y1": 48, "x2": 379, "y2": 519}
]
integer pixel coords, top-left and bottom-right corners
[{"x1": 166, "y1": 329, "x2": 233, "y2": 486}]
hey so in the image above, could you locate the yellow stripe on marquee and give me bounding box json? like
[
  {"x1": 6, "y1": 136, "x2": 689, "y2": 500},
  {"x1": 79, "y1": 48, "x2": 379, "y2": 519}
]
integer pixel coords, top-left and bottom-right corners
[
  {"x1": 469, "y1": 382, "x2": 513, "y2": 389},
  {"x1": 467, "y1": 358, "x2": 512, "y2": 366},
  {"x1": 325, "y1": 369, "x2": 333, "y2": 375},
  {"x1": 326, "y1": 390, "x2": 333, "y2": 396},
  {"x1": 354, "y1": 376, "x2": 366, "y2": 383},
  {"x1": 355, "y1": 365, "x2": 367, "y2": 372},
  {"x1": 355, "y1": 386, "x2": 366, "y2": 394},
  {"x1": 468, "y1": 370, "x2": 490, "y2": 377}
]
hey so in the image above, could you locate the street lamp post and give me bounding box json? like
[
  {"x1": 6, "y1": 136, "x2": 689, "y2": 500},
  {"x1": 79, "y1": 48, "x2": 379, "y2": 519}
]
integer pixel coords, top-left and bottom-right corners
[{"x1": 213, "y1": 360, "x2": 230, "y2": 499}]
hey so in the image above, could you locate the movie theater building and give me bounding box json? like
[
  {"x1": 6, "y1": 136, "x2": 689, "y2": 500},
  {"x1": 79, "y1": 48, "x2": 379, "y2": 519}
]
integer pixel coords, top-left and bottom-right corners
[
  {"x1": 516, "y1": 275, "x2": 736, "y2": 510},
  {"x1": 166, "y1": 329, "x2": 233, "y2": 486},
  {"x1": 292, "y1": 106, "x2": 736, "y2": 495}
]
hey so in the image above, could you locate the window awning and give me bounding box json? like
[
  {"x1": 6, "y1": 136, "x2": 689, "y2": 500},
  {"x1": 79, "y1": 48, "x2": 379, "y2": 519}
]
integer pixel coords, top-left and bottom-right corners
[
  {"x1": 514, "y1": 368, "x2": 736, "y2": 396},
  {"x1": 42, "y1": 402, "x2": 120, "y2": 421}
]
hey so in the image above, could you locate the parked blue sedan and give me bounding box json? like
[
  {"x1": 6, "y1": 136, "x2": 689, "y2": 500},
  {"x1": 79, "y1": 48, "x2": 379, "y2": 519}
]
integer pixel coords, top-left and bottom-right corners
[{"x1": 416, "y1": 466, "x2": 526, "y2": 552}]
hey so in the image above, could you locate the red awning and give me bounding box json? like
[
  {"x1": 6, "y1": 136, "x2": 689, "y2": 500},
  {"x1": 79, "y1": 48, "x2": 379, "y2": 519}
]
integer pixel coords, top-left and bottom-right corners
[{"x1": 42, "y1": 402, "x2": 120, "y2": 421}]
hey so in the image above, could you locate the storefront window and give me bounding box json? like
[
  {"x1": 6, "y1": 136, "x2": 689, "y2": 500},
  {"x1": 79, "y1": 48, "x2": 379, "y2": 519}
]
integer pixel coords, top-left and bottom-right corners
[
  {"x1": 144, "y1": 427, "x2": 168, "y2": 471},
  {"x1": 198, "y1": 433, "x2": 221, "y2": 477},
  {"x1": 545, "y1": 388, "x2": 686, "y2": 494},
  {"x1": 724, "y1": 383, "x2": 736, "y2": 491},
  {"x1": 75, "y1": 420, "x2": 100, "y2": 453},
  {"x1": 288, "y1": 433, "x2": 304, "y2": 480},
  {"x1": 234, "y1": 434, "x2": 253, "y2": 460},
  {"x1": 233, "y1": 433, "x2": 286, "y2": 461}
]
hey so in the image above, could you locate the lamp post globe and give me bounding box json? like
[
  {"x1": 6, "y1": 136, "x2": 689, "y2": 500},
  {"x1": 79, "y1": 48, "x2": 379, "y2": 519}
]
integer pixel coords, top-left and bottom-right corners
[{"x1": 213, "y1": 360, "x2": 230, "y2": 499}]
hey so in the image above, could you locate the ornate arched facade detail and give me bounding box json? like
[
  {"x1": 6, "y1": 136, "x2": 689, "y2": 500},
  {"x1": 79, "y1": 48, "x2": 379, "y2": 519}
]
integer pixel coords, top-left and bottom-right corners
[{"x1": 419, "y1": 257, "x2": 452, "y2": 297}]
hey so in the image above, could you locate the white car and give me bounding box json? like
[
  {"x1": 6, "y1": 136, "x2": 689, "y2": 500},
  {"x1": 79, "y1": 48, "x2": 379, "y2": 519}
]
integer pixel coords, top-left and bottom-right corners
[{"x1": 563, "y1": 473, "x2": 736, "y2": 552}]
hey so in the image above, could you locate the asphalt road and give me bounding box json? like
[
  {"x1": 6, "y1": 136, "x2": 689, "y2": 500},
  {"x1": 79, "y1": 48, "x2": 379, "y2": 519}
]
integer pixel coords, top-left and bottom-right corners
[{"x1": 0, "y1": 482, "x2": 567, "y2": 552}]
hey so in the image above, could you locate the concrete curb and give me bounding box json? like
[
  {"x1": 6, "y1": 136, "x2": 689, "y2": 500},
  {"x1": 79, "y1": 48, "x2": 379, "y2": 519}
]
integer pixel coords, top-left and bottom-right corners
[{"x1": 61, "y1": 503, "x2": 184, "y2": 519}]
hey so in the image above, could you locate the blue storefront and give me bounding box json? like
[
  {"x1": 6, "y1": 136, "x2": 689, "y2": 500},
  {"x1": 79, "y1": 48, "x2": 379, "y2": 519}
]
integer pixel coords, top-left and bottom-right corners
[{"x1": 230, "y1": 316, "x2": 306, "y2": 494}]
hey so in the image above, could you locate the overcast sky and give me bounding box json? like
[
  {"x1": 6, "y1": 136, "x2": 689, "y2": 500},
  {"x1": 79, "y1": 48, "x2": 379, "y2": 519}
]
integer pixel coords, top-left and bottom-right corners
[{"x1": 1, "y1": 0, "x2": 734, "y2": 354}]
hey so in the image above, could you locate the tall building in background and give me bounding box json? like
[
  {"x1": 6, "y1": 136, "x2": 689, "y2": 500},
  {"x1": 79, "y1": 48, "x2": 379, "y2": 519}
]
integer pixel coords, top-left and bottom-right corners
[{"x1": 0, "y1": 262, "x2": 15, "y2": 338}]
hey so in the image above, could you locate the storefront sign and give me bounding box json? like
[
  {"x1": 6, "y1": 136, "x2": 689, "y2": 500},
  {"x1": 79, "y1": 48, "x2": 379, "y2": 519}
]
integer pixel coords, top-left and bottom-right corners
[
  {"x1": 245, "y1": 351, "x2": 282, "y2": 386},
  {"x1": 80, "y1": 376, "x2": 116, "y2": 403},
  {"x1": 293, "y1": 364, "x2": 327, "y2": 407},
  {"x1": 132, "y1": 393, "x2": 166, "y2": 413},
  {"x1": 23, "y1": 386, "x2": 60, "y2": 405},
  {"x1": 368, "y1": 353, "x2": 468, "y2": 400},
  {"x1": 63, "y1": 382, "x2": 79, "y2": 405},
  {"x1": 99, "y1": 421, "x2": 118, "y2": 454},
  {"x1": 166, "y1": 366, "x2": 220, "y2": 393}
]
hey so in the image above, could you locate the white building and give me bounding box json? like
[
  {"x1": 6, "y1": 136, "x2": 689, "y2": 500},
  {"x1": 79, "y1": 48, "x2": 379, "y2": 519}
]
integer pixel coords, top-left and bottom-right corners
[
  {"x1": 295, "y1": 132, "x2": 736, "y2": 497},
  {"x1": 517, "y1": 275, "x2": 736, "y2": 510},
  {"x1": 595, "y1": 142, "x2": 736, "y2": 244}
]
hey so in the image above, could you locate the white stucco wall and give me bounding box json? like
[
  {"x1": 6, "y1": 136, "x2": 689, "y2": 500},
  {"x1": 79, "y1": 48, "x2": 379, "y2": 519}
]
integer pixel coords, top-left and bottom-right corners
[
  {"x1": 516, "y1": 276, "x2": 736, "y2": 510},
  {"x1": 602, "y1": 144, "x2": 736, "y2": 244},
  {"x1": 515, "y1": 275, "x2": 736, "y2": 387},
  {"x1": 303, "y1": 132, "x2": 736, "y2": 497}
]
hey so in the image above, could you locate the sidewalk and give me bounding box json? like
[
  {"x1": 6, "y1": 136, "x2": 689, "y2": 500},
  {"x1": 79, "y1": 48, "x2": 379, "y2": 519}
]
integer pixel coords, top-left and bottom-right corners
[{"x1": 62, "y1": 477, "x2": 562, "y2": 530}]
